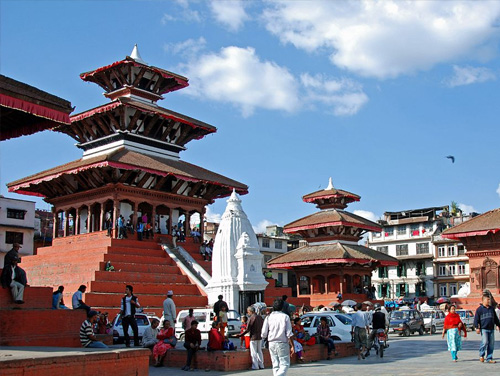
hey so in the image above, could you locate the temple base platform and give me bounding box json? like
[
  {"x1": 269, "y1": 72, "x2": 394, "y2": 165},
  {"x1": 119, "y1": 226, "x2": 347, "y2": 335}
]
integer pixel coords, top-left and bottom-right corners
[
  {"x1": 159, "y1": 342, "x2": 355, "y2": 371},
  {"x1": 0, "y1": 347, "x2": 149, "y2": 376}
]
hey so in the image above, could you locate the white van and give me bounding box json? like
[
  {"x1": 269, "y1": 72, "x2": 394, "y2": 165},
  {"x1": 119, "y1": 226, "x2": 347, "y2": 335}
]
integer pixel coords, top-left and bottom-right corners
[
  {"x1": 421, "y1": 309, "x2": 445, "y2": 334},
  {"x1": 174, "y1": 308, "x2": 242, "y2": 340}
]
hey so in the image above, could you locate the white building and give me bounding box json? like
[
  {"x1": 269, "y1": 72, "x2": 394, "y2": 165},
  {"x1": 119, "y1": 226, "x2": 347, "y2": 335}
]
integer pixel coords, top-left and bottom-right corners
[
  {"x1": 368, "y1": 206, "x2": 449, "y2": 300},
  {"x1": 0, "y1": 196, "x2": 36, "y2": 268},
  {"x1": 257, "y1": 225, "x2": 290, "y2": 287}
]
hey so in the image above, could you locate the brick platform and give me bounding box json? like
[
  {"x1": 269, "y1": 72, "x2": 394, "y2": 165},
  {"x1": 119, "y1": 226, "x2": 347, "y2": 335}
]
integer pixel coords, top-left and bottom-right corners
[
  {"x1": 0, "y1": 286, "x2": 85, "y2": 347},
  {"x1": 161, "y1": 342, "x2": 355, "y2": 371},
  {"x1": 0, "y1": 347, "x2": 149, "y2": 376}
]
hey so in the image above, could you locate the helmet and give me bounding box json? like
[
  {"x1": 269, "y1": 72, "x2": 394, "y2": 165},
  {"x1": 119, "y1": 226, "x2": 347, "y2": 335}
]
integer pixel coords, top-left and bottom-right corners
[{"x1": 374, "y1": 303, "x2": 382, "y2": 311}]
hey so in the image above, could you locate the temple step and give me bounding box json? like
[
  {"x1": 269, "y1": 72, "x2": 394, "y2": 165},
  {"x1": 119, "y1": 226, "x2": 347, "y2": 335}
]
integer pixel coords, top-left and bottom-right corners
[{"x1": 90, "y1": 280, "x2": 200, "y2": 295}]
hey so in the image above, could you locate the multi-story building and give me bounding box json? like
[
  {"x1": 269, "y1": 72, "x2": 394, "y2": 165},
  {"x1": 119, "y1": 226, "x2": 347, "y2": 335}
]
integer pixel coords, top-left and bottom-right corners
[
  {"x1": 368, "y1": 206, "x2": 449, "y2": 300},
  {"x1": 0, "y1": 196, "x2": 36, "y2": 268},
  {"x1": 432, "y1": 234, "x2": 469, "y2": 297},
  {"x1": 258, "y1": 225, "x2": 290, "y2": 287}
]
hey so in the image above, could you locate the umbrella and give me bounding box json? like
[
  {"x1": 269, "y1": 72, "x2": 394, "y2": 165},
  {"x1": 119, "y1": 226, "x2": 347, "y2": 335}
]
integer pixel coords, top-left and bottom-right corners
[
  {"x1": 328, "y1": 301, "x2": 341, "y2": 306},
  {"x1": 436, "y1": 297, "x2": 450, "y2": 305},
  {"x1": 341, "y1": 299, "x2": 357, "y2": 306},
  {"x1": 362, "y1": 301, "x2": 374, "y2": 306}
]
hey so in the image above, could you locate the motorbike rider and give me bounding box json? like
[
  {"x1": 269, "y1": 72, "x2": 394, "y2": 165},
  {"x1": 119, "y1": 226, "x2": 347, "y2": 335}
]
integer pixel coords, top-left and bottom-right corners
[{"x1": 366, "y1": 303, "x2": 387, "y2": 356}]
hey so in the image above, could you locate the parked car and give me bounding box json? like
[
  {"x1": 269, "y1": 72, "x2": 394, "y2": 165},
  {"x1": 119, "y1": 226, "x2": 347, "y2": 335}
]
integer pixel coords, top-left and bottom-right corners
[
  {"x1": 299, "y1": 312, "x2": 353, "y2": 342},
  {"x1": 111, "y1": 312, "x2": 160, "y2": 344},
  {"x1": 174, "y1": 308, "x2": 242, "y2": 340},
  {"x1": 421, "y1": 309, "x2": 445, "y2": 334},
  {"x1": 389, "y1": 309, "x2": 425, "y2": 336},
  {"x1": 456, "y1": 309, "x2": 475, "y2": 331}
]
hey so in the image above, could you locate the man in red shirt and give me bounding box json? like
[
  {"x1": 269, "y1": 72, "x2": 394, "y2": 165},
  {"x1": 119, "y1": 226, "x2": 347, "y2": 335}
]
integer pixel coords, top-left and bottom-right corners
[
  {"x1": 182, "y1": 320, "x2": 202, "y2": 371},
  {"x1": 208, "y1": 321, "x2": 224, "y2": 351}
]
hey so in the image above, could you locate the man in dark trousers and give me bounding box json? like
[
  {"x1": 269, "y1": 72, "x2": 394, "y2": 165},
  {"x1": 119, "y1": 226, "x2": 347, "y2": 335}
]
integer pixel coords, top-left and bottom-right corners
[
  {"x1": 1, "y1": 257, "x2": 26, "y2": 304},
  {"x1": 237, "y1": 305, "x2": 265, "y2": 370},
  {"x1": 474, "y1": 294, "x2": 500, "y2": 363},
  {"x1": 120, "y1": 285, "x2": 140, "y2": 347},
  {"x1": 213, "y1": 295, "x2": 228, "y2": 317},
  {"x1": 366, "y1": 303, "x2": 386, "y2": 356}
]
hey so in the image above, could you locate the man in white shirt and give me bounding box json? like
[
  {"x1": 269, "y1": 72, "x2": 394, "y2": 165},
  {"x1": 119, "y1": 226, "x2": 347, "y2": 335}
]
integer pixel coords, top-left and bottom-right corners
[
  {"x1": 262, "y1": 298, "x2": 294, "y2": 376},
  {"x1": 72, "y1": 285, "x2": 90, "y2": 313},
  {"x1": 142, "y1": 318, "x2": 160, "y2": 349},
  {"x1": 163, "y1": 290, "x2": 176, "y2": 324}
]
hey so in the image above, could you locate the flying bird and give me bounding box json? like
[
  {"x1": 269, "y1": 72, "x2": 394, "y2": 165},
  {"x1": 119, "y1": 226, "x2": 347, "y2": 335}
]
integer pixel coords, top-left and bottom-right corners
[{"x1": 446, "y1": 155, "x2": 455, "y2": 163}]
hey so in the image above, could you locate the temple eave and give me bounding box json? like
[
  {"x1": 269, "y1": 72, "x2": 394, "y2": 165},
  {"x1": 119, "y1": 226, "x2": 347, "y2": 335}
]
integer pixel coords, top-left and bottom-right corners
[
  {"x1": 284, "y1": 221, "x2": 381, "y2": 233},
  {"x1": 269, "y1": 258, "x2": 398, "y2": 269}
]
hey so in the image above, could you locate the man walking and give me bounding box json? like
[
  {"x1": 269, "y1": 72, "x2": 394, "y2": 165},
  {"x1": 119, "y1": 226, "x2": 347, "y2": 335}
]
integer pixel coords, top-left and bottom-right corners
[
  {"x1": 120, "y1": 285, "x2": 140, "y2": 347},
  {"x1": 351, "y1": 303, "x2": 369, "y2": 360},
  {"x1": 474, "y1": 294, "x2": 500, "y2": 363},
  {"x1": 237, "y1": 306, "x2": 265, "y2": 370},
  {"x1": 163, "y1": 290, "x2": 176, "y2": 324},
  {"x1": 262, "y1": 298, "x2": 294, "y2": 376}
]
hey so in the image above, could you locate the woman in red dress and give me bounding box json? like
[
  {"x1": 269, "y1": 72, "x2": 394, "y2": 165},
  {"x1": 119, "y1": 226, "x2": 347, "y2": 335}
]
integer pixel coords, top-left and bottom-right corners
[
  {"x1": 293, "y1": 317, "x2": 316, "y2": 346},
  {"x1": 152, "y1": 320, "x2": 176, "y2": 367}
]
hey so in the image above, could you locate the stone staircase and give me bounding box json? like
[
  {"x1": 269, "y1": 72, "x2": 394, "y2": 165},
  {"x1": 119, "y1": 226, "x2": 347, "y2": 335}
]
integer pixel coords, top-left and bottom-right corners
[{"x1": 20, "y1": 231, "x2": 209, "y2": 319}]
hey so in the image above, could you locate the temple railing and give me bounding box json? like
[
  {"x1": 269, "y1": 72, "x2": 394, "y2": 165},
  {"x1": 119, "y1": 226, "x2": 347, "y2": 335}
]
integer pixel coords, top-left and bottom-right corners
[{"x1": 161, "y1": 242, "x2": 211, "y2": 291}]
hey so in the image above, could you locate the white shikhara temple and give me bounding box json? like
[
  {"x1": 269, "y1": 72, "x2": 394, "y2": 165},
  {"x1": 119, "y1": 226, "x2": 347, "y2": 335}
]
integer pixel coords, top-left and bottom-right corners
[{"x1": 206, "y1": 191, "x2": 268, "y2": 312}]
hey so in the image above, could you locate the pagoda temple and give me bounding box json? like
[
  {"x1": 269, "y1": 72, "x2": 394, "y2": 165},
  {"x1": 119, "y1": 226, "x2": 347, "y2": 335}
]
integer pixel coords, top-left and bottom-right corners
[
  {"x1": 8, "y1": 46, "x2": 247, "y2": 239},
  {"x1": 442, "y1": 208, "x2": 500, "y2": 298},
  {"x1": 5, "y1": 46, "x2": 247, "y2": 316},
  {"x1": 268, "y1": 178, "x2": 398, "y2": 306}
]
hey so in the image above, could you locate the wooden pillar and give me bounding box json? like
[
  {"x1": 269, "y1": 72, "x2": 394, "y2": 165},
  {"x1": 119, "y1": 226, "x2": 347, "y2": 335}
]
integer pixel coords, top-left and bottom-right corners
[
  {"x1": 63, "y1": 210, "x2": 68, "y2": 237},
  {"x1": 132, "y1": 201, "x2": 138, "y2": 236},
  {"x1": 52, "y1": 210, "x2": 58, "y2": 239},
  {"x1": 75, "y1": 209, "x2": 80, "y2": 235},
  {"x1": 99, "y1": 202, "x2": 106, "y2": 231},
  {"x1": 87, "y1": 204, "x2": 92, "y2": 233},
  {"x1": 151, "y1": 204, "x2": 157, "y2": 237},
  {"x1": 167, "y1": 206, "x2": 172, "y2": 235},
  {"x1": 340, "y1": 276, "x2": 344, "y2": 295},
  {"x1": 185, "y1": 211, "x2": 191, "y2": 236},
  {"x1": 200, "y1": 206, "x2": 206, "y2": 240},
  {"x1": 113, "y1": 200, "x2": 119, "y2": 238}
]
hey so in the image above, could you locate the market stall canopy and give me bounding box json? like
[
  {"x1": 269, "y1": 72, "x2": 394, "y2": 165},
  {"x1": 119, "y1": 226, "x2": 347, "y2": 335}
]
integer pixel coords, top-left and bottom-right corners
[{"x1": 0, "y1": 74, "x2": 72, "y2": 141}]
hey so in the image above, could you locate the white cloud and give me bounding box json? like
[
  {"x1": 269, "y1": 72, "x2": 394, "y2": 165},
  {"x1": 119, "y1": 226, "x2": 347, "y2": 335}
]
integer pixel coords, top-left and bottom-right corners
[
  {"x1": 262, "y1": 1, "x2": 500, "y2": 79},
  {"x1": 253, "y1": 219, "x2": 274, "y2": 234},
  {"x1": 205, "y1": 206, "x2": 222, "y2": 223},
  {"x1": 300, "y1": 73, "x2": 369, "y2": 116},
  {"x1": 445, "y1": 65, "x2": 496, "y2": 87},
  {"x1": 180, "y1": 46, "x2": 300, "y2": 117},
  {"x1": 458, "y1": 203, "x2": 477, "y2": 214},
  {"x1": 353, "y1": 210, "x2": 379, "y2": 223},
  {"x1": 164, "y1": 37, "x2": 207, "y2": 59},
  {"x1": 209, "y1": 0, "x2": 249, "y2": 31},
  {"x1": 161, "y1": 0, "x2": 201, "y2": 24},
  {"x1": 496, "y1": 183, "x2": 500, "y2": 198},
  {"x1": 190, "y1": 212, "x2": 201, "y2": 227}
]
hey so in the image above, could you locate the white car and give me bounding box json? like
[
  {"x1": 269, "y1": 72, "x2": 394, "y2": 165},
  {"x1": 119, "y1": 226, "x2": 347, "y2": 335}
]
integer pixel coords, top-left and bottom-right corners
[
  {"x1": 456, "y1": 309, "x2": 475, "y2": 331},
  {"x1": 174, "y1": 308, "x2": 242, "y2": 340},
  {"x1": 111, "y1": 312, "x2": 160, "y2": 344},
  {"x1": 300, "y1": 312, "x2": 353, "y2": 342},
  {"x1": 421, "y1": 310, "x2": 445, "y2": 334}
]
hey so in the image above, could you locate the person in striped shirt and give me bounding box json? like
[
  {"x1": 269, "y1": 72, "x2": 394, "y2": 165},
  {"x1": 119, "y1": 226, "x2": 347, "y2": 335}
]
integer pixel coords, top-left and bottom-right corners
[{"x1": 80, "y1": 310, "x2": 108, "y2": 348}]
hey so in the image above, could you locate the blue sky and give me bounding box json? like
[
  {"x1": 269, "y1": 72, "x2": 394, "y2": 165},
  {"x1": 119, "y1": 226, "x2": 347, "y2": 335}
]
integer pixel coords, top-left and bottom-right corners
[{"x1": 1, "y1": 0, "x2": 500, "y2": 232}]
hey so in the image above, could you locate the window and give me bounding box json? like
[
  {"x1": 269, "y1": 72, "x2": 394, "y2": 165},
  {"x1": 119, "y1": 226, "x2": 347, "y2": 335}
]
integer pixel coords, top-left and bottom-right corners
[
  {"x1": 415, "y1": 282, "x2": 426, "y2": 297},
  {"x1": 438, "y1": 246, "x2": 446, "y2": 257},
  {"x1": 448, "y1": 246, "x2": 457, "y2": 257},
  {"x1": 378, "y1": 266, "x2": 388, "y2": 278},
  {"x1": 277, "y1": 273, "x2": 283, "y2": 284},
  {"x1": 396, "y1": 244, "x2": 408, "y2": 256},
  {"x1": 384, "y1": 227, "x2": 393, "y2": 237},
  {"x1": 397, "y1": 225, "x2": 406, "y2": 235},
  {"x1": 449, "y1": 265, "x2": 456, "y2": 275},
  {"x1": 397, "y1": 263, "x2": 407, "y2": 277},
  {"x1": 410, "y1": 224, "x2": 420, "y2": 236},
  {"x1": 458, "y1": 263, "x2": 466, "y2": 275},
  {"x1": 396, "y1": 283, "x2": 408, "y2": 297},
  {"x1": 6, "y1": 231, "x2": 23, "y2": 244},
  {"x1": 439, "y1": 265, "x2": 447, "y2": 276},
  {"x1": 376, "y1": 246, "x2": 388, "y2": 254},
  {"x1": 449, "y1": 284, "x2": 458, "y2": 296},
  {"x1": 416, "y1": 243, "x2": 429, "y2": 254},
  {"x1": 274, "y1": 240, "x2": 283, "y2": 250},
  {"x1": 373, "y1": 232, "x2": 381, "y2": 238},
  {"x1": 458, "y1": 244, "x2": 466, "y2": 255},
  {"x1": 439, "y1": 284, "x2": 447, "y2": 297},
  {"x1": 416, "y1": 262, "x2": 426, "y2": 276},
  {"x1": 262, "y1": 238, "x2": 270, "y2": 248},
  {"x1": 379, "y1": 283, "x2": 389, "y2": 298},
  {"x1": 7, "y1": 208, "x2": 26, "y2": 220}
]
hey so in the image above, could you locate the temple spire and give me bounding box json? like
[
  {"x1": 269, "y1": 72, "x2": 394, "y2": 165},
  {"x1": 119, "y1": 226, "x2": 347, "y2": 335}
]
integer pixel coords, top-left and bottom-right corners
[
  {"x1": 130, "y1": 44, "x2": 147, "y2": 65},
  {"x1": 326, "y1": 177, "x2": 334, "y2": 190}
]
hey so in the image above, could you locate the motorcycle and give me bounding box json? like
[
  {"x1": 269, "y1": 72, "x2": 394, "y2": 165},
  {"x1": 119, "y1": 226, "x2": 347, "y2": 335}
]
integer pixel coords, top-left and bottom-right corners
[{"x1": 373, "y1": 329, "x2": 388, "y2": 358}]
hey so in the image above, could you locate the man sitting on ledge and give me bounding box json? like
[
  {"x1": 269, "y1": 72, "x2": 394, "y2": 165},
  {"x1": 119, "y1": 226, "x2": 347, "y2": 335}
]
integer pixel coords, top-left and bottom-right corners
[
  {"x1": 182, "y1": 320, "x2": 202, "y2": 371},
  {"x1": 80, "y1": 310, "x2": 108, "y2": 348}
]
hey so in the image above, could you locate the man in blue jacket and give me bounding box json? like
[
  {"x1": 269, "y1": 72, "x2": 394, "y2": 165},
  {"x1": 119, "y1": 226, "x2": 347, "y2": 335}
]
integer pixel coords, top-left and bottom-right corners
[{"x1": 474, "y1": 294, "x2": 500, "y2": 363}]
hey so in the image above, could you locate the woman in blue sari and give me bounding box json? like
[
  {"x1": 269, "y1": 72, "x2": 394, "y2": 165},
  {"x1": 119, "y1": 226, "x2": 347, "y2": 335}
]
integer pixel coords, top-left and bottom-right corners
[{"x1": 442, "y1": 305, "x2": 467, "y2": 362}]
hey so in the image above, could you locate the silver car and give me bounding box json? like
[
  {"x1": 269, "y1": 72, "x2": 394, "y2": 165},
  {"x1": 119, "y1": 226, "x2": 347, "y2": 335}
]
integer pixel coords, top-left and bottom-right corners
[
  {"x1": 421, "y1": 310, "x2": 445, "y2": 334},
  {"x1": 300, "y1": 312, "x2": 353, "y2": 342}
]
